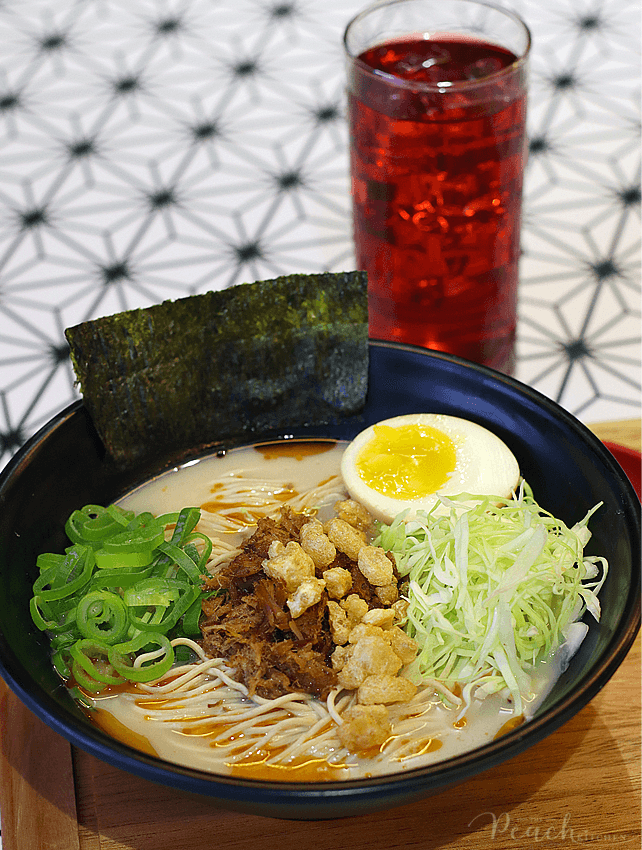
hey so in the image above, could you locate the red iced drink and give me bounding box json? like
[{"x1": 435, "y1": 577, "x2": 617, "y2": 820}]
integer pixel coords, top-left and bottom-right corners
[{"x1": 348, "y1": 35, "x2": 527, "y2": 372}]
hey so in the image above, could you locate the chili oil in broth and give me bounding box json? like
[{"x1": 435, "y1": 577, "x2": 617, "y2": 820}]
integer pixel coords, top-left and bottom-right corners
[{"x1": 81, "y1": 440, "x2": 547, "y2": 781}]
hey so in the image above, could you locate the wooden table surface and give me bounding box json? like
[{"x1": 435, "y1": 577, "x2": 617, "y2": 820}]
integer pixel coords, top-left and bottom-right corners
[{"x1": 1, "y1": 420, "x2": 640, "y2": 850}]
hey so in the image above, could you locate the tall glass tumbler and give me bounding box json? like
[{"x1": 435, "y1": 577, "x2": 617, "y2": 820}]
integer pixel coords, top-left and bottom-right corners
[{"x1": 344, "y1": 0, "x2": 530, "y2": 373}]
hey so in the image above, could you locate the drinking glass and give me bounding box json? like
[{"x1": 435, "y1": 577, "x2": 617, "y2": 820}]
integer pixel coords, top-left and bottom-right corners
[{"x1": 344, "y1": 0, "x2": 531, "y2": 373}]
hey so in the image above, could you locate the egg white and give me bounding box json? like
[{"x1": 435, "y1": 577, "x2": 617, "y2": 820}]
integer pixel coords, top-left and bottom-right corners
[{"x1": 340, "y1": 413, "x2": 521, "y2": 523}]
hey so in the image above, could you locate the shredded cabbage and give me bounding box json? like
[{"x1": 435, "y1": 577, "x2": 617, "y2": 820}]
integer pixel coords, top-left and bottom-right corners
[{"x1": 375, "y1": 483, "x2": 608, "y2": 716}]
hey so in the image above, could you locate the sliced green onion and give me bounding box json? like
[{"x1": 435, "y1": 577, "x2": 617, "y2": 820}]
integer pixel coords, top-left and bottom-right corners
[
  {"x1": 105, "y1": 504, "x2": 135, "y2": 527},
  {"x1": 152, "y1": 507, "x2": 201, "y2": 578},
  {"x1": 66, "y1": 505, "x2": 134, "y2": 547},
  {"x1": 94, "y1": 548, "x2": 155, "y2": 570},
  {"x1": 123, "y1": 577, "x2": 185, "y2": 608},
  {"x1": 109, "y1": 632, "x2": 174, "y2": 682},
  {"x1": 31, "y1": 503, "x2": 211, "y2": 694},
  {"x1": 71, "y1": 659, "x2": 108, "y2": 694},
  {"x1": 50, "y1": 629, "x2": 79, "y2": 650},
  {"x1": 124, "y1": 578, "x2": 199, "y2": 633},
  {"x1": 185, "y1": 533, "x2": 213, "y2": 570},
  {"x1": 52, "y1": 649, "x2": 72, "y2": 679},
  {"x1": 170, "y1": 507, "x2": 200, "y2": 544},
  {"x1": 36, "y1": 552, "x2": 65, "y2": 572},
  {"x1": 88, "y1": 563, "x2": 154, "y2": 591},
  {"x1": 156, "y1": 541, "x2": 202, "y2": 583},
  {"x1": 30, "y1": 596, "x2": 77, "y2": 633},
  {"x1": 101, "y1": 514, "x2": 165, "y2": 554},
  {"x1": 70, "y1": 639, "x2": 126, "y2": 686},
  {"x1": 180, "y1": 593, "x2": 205, "y2": 636},
  {"x1": 67, "y1": 685, "x2": 97, "y2": 709},
  {"x1": 76, "y1": 591, "x2": 130, "y2": 644},
  {"x1": 32, "y1": 546, "x2": 94, "y2": 601},
  {"x1": 173, "y1": 644, "x2": 192, "y2": 664},
  {"x1": 155, "y1": 512, "x2": 180, "y2": 528}
]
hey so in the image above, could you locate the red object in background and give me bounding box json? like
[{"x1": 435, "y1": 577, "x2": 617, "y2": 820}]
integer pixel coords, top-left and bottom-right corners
[
  {"x1": 603, "y1": 443, "x2": 641, "y2": 500},
  {"x1": 349, "y1": 36, "x2": 527, "y2": 374}
]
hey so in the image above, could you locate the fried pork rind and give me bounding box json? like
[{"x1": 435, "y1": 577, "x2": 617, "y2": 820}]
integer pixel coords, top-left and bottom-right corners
[
  {"x1": 385, "y1": 625, "x2": 418, "y2": 665},
  {"x1": 331, "y1": 643, "x2": 351, "y2": 671},
  {"x1": 362, "y1": 607, "x2": 396, "y2": 630},
  {"x1": 322, "y1": 566, "x2": 352, "y2": 600},
  {"x1": 300, "y1": 518, "x2": 336, "y2": 568},
  {"x1": 357, "y1": 545, "x2": 394, "y2": 586},
  {"x1": 262, "y1": 540, "x2": 315, "y2": 592},
  {"x1": 374, "y1": 582, "x2": 399, "y2": 605},
  {"x1": 327, "y1": 600, "x2": 351, "y2": 646},
  {"x1": 391, "y1": 598, "x2": 409, "y2": 624},
  {"x1": 341, "y1": 593, "x2": 369, "y2": 627},
  {"x1": 200, "y1": 501, "x2": 418, "y2": 754},
  {"x1": 347, "y1": 622, "x2": 385, "y2": 644},
  {"x1": 325, "y1": 518, "x2": 366, "y2": 561},
  {"x1": 287, "y1": 577, "x2": 326, "y2": 619},
  {"x1": 357, "y1": 673, "x2": 417, "y2": 706},
  {"x1": 337, "y1": 704, "x2": 391, "y2": 751},
  {"x1": 334, "y1": 499, "x2": 374, "y2": 533},
  {"x1": 336, "y1": 632, "x2": 403, "y2": 689}
]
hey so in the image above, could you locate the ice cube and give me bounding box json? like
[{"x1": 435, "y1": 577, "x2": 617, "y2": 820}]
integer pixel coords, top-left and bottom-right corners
[
  {"x1": 464, "y1": 57, "x2": 503, "y2": 80},
  {"x1": 421, "y1": 44, "x2": 451, "y2": 70},
  {"x1": 396, "y1": 45, "x2": 451, "y2": 80},
  {"x1": 396, "y1": 50, "x2": 432, "y2": 76}
]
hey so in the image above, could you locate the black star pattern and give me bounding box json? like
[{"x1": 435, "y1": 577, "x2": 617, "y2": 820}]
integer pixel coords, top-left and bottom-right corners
[
  {"x1": 67, "y1": 137, "x2": 97, "y2": 158},
  {"x1": 39, "y1": 32, "x2": 68, "y2": 52},
  {"x1": 155, "y1": 17, "x2": 183, "y2": 35},
  {"x1": 0, "y1": 425, "x2": 24, "y2": 456},
  {"x1": 19, "y1": 207, "x2": 49, "y2": 230},
  {"x1": 113, "y1": 75, "x2": 141, "y2": 95},
  {"x1": 0, "y1": 92, "x2": 20, "y2": 112},
  {"x1": 511, "y1": 0, "x2": 639, "y2": 418},
  {"x1": 0, "y1": 0, "x2": 638, "y2": 473}
]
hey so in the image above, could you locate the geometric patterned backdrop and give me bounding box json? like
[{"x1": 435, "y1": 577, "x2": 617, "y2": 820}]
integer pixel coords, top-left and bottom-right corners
[{"x1": 0, "y1": 0, "x2": 639, "y2": 474}]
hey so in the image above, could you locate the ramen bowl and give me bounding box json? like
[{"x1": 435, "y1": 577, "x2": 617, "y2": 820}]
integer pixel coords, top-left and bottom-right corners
[{"x1": 0, "y1": 342, "x2": 639, "y2": 819}]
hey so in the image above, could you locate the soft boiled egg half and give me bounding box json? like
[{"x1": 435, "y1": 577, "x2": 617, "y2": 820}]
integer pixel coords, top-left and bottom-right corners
[{"x1": 340, "y1": 413, "x2": 520, "y2": 523}]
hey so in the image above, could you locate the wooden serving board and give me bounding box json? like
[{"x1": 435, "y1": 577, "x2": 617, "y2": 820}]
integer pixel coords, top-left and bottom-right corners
[{"x1": 1, "y1": 420, "x2": 640, "y2": 850}]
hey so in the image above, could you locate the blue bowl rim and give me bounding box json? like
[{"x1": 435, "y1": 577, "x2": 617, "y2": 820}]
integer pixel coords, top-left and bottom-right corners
[{"x1": 0, "y1": 341, "x2": 639, "y2": 817}]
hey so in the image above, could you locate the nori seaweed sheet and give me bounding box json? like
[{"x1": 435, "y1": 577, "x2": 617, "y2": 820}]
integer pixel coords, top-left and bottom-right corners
[{"x1": 65, "y1": 271, "x2": 369, "y2": 467}]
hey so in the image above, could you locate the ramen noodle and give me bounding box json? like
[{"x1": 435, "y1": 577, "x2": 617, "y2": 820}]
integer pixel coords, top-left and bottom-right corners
[{"x1": 70, "y1": 439, "x2": 605, "y2": 781}]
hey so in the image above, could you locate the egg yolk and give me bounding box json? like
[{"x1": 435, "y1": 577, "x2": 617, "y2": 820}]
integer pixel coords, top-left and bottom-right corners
[{"x1": 354, "y1": 423, "x2": 457, "y2": 499}]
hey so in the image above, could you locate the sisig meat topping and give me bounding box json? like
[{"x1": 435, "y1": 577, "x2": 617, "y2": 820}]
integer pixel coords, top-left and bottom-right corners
[{"x1": 199, "y1": 501, "x2": 417, "y2": 751}]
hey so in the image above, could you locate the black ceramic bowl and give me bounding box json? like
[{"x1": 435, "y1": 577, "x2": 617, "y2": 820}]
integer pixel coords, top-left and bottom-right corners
[{"x1": 0, "y1": 342, "x2": 639, "y2": 819}]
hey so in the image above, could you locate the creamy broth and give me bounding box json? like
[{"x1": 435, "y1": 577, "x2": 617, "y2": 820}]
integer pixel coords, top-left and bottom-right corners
[
  {"x1": 119, "y1": 440, "x2": 345, "y2": 519},
  {"x1": 89, "y1": 678, "x2": 526, "y2": 779},
  {"x1": 83, "y1": 440, "x2": 563, "y2": 780}
]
